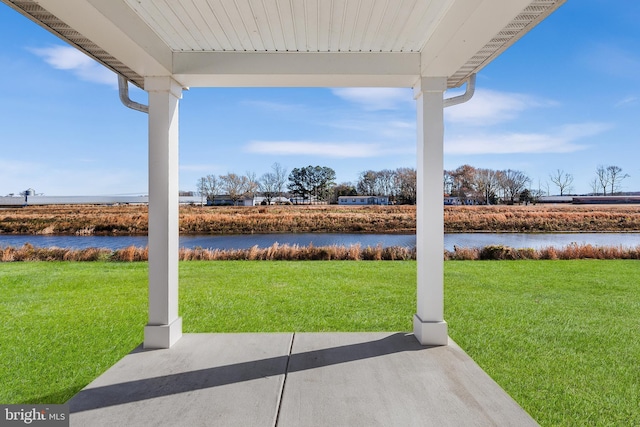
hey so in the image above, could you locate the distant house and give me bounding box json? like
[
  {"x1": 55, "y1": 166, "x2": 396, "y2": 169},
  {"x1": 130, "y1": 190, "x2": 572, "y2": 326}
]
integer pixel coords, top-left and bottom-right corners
[
  {"x1": 253, "y1": 196, "x2": 291, "y2": 205},
  {"x1": 338, "y1": 196, "x2": 389, "y2": 205},
  {"x1": 210, "y1": 195, "x2": 253, "y2": 206},
  {"x1": 289, "y1": 196, "x2": 326, "y2": 205},
  {"x1": 444, "y1": 196, "x2": 479, "y2": 205}
]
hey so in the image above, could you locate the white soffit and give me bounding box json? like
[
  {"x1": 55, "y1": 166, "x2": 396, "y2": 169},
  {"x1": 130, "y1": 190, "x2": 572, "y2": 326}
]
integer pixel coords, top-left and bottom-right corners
[
  {"x1": 124, "y1": 0, "x2": 450, "y2": 53},
  {"x1": 2, "y1": 0, "x2": 565, "y2": 88}
]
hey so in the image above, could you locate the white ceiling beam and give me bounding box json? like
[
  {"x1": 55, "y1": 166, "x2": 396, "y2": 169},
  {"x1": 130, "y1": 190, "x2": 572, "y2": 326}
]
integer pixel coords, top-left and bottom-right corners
[
  {"x1": 36, "y1": 0, "x2": 172, "y2": 77},
  {"x1": 420, "y1": 0, "x2": 532, "y2": 77},
  {"x1": 172, "y1": 51, "x2": 421, "y2": 87}
]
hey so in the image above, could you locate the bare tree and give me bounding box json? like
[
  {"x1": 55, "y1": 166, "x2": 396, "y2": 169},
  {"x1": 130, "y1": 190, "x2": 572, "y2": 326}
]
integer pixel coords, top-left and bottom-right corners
[
  {"x1": 394, "y1": 167, "x2": 417, "y2": 204},
  {"x1": 196, "y1": 177, "x2": 207, "y2": 205},
  {"x1": 447, "y1": 164, "x2": 477, "y2": 199},
  {"x1": 221, "y1": 173, "x2": 250, "y2": 206},
  {"x1": 500, "y1": 169, "x2": 530, "y2": 204},
  {"x1": 596, "y1": 165, "x2": 610, "y2": 195},
  {"x1": 377, "y1": 169, "x2": 395, "y2": 197},
  {"x1": 607, "y1": 165, "x2": 629, "y2": 195},
  {"x1": 549, "y1": 169, "x2": 574, "y2": 196},
  {"x1": 245, "y1": 171, "x2": 260, "y2": 201},
  {"x1": 589, "y1": 177, "x2": 599, "y2": 195},
  {"x1": 197, "y1": 174, "x2": 222, "y2": 204},
  {"x1": 474, "y1": 168, "x2": 499, "y2": 204},
  {"x1": 357, "y1": 170, "x2": 378, "y2": 196},
  {"x1": 259, "y1": 172, "x2": 278, "y2": 204},
  {"x1": 271, "y1": 162, "x2": 288, "y2": 199}
]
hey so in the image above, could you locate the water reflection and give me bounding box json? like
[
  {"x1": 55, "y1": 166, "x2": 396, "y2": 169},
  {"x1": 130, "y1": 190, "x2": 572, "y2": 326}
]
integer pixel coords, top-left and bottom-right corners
[{"x1": 0, "y1": 232, "x2": 639, "y2": 251}]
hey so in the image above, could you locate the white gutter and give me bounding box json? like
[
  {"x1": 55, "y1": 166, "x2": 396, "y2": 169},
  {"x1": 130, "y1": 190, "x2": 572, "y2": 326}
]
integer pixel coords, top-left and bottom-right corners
[
  {"x1": 118, "y1": 75, "x2": 149, "y2": 114},
  {"x1": 443, "y1": 74, "x2": 476, "y2": 108}
]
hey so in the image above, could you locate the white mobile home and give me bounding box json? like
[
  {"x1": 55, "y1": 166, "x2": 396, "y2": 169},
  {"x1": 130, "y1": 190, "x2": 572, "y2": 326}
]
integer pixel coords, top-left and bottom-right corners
[{"x1": 338, "y1": 196, "x2": 389, "y2": 205}]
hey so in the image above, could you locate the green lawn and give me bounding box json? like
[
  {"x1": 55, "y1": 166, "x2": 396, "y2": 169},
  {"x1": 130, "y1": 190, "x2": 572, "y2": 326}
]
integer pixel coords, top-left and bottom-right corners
[{"x1": 1, "y1": 260, "x2": 638, "y2": 426}]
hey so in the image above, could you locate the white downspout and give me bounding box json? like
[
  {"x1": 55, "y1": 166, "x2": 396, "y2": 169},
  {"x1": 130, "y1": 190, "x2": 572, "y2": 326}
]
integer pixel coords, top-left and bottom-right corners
[
  {"x1": 118, "y1": 75, "x2": 149, "y2": 114},
  {"x1": 443, "y1": 74, "x2": 476, "y2": 108}
]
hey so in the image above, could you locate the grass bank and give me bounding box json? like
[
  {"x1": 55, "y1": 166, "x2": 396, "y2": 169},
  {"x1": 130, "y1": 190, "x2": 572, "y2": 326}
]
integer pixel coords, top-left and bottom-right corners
[
  {"x1": 2, "y1": 204, "x2": 640, "y2": 235},
  {"x1": 1, "y1": 260, "x2": 638, "y2": 426},
  {"x1": 3, "y1": 242, "x2": 640, "y2": 261}
]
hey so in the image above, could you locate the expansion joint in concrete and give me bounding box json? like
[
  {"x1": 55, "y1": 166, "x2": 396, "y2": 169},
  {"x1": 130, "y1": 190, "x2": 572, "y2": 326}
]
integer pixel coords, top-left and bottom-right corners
[{"x1": 274, "y1": 332, "x2": 295, "y2": 427}]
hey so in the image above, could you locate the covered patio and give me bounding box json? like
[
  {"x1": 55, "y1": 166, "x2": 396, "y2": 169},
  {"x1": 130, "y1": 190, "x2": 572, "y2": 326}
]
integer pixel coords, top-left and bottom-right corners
[
  {"x1": 3, "y1": 0, "x2": 564, "y2": 424},
  {"x1": 68, "y1": 333, "x2": 539, "y2": 426}
]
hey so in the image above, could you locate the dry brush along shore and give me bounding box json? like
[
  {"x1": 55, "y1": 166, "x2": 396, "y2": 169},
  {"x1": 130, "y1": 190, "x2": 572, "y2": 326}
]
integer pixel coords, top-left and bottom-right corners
[
  {"x1": 1, "y1": 204, "x2": 640, "y2": 235},
  {"x1": 2, "y1": 242, "x2": 640, "y2": 262}
]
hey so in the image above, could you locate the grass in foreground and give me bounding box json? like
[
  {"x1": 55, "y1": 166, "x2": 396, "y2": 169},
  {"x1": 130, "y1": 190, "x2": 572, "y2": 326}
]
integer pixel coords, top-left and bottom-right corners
[{"x1": 1, "y1": 260, "x2": 638, "y2": 426}]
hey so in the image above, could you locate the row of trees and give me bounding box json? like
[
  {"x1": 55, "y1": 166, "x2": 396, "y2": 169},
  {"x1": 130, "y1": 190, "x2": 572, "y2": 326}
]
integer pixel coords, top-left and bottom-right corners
[
  {"x1": 446, "y1": 164, "x2": 631, "y2": 204},
  {"x1": 354, "y1": 168, "x2": 417, "y2": 204},
  {"x1": 197, "y1": 164, "x2": 420, "y2": 205},
  {"x1": 197, "y1": 163, "x2": 339, "y2": 205},
  {"x1": 591, "y1": 165, "x2": 630, "y2": 196},
  {"x1": 197, "y1": 163, "x2": 630, "y2": 206},
  {"x1": 445, "y1": 165, "x2": 533, "y2": 205}
]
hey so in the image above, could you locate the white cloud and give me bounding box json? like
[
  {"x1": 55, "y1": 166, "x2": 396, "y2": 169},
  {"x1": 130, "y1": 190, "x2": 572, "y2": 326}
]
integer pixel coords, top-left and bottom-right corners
[
  {"x1": 30, "y1": 45, "x2": 116, "y2": 86},
  {"x1": 615, "y1": 96, "x2": 639, "y2": 108},
  {"x1": 331, "y1": 88, "x2": 412, "y2": 111},
  {"x1": 245, "y1": 140, "x2": 412, "y2": 158},
  {"x1": 444, "y1": 89, "x2": 555, "y2": 126},
  {"x1": 445, "y1": 123, "x2": 610, "y2": 155},
  {"x1": 582, "y1": 43, "x2": 640, "y2": 78}
]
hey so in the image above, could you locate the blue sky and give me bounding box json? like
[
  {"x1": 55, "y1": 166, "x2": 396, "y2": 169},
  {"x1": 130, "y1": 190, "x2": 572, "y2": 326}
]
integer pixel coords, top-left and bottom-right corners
[{"x1": 1, "y1": 1, "x2": 639, "y2": 196}]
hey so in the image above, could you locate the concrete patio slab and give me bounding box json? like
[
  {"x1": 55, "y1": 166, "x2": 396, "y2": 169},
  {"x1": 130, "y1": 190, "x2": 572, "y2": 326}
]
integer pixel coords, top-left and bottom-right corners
[
  {"x1": 69, "y1": 333, "x2": 292, "y2": 427},
  {"x1": 278, "y1": 333, "x2": 537, "y2": 427},
  {"x1": 68, "y1": 333, "x2": 538, "y2": 427}
]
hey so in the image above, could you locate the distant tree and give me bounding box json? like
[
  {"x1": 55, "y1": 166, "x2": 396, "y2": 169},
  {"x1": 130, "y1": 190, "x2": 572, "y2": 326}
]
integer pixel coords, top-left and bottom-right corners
[
  {"x1": 330, "y1": 182, "x2": 357, "y2": 203},
  {"x1": 500, "y1": 169, "x2": 530, "y2": 204},
  {"x1": 272, "y1": 162, "x2": 288, "y2": 198},
  {"x1": 474, "y1": 168, "x2": 499, "y2": 205},
  {"x1": 529, "y1": 187, "x2": 545, "y2": 204},
  {"x1": 288, "y1": 167, "x2": 312, "y2": 201},
  {"x1": 549, "y1": 169, "x2": 574, "y2": 196},
  {"x1": 220, "y1": 173, "x2": 250, "y2": 205},
  {"x1": 259, "y1": 172, "x2": 279, "y2": 205},
  {"x1": 527, "y1": 179, "x2": 547, "y2": 204},
  {"x1": 197, "y1": 174, "x2": 222, "y2": 204},
  {"x1": 288, "y1": 165, "x2": 336, "y2": 202},
  {"x1": 357, "y1": 170, "x2": 378, "y2": 195},
  {"x1": 356, "y1": 169, "x2": 396, "y2": 198},
  {"x1": 310, "y1": 166, "x2": 336, "y2": 201},
  {"x1": 448, "y1": 164, "x2": 477, "y2": 199},
  {"x1": 245, "y1": 171, "x2": 260, "y2": 200},
  {"x1": 377, "y1": 169, "x2": 395, "y2": 197},
  {"x1": 519, "y1": 189, "x2": 532, "y2": 205},
  {"x1": 196, "y1": 177, "x2": 207, "y2": 205},
  {"x1": 589, "y1": 177, "x2": 600, "y2": 195},
  {"x1": 607, "y1": 165, "x2": 629, "y2": 195},
  {"x1": 259, "y1": 163, "x2": 289, "y2": 205},
  {"x1": 596, "y1": 165, "x2": 610, "y2": 195},
  {"x1": 394, "y1": 167, "x2": 417, "y2": 204}
]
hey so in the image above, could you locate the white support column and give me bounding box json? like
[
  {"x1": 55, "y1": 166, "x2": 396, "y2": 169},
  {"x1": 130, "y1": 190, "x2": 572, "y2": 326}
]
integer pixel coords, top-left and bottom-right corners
[
  {"x1": 143, "y1": 76, "x2": 183, "y2": 349},
  {"x1": 412, "y1": 77, "x2": 448, "y2": 346}
]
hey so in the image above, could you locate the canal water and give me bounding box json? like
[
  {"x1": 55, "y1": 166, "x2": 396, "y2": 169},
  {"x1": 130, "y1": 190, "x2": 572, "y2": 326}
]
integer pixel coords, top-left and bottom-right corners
[{"x1": 1, "y1": 233, "x2": 639, "y2": 251}]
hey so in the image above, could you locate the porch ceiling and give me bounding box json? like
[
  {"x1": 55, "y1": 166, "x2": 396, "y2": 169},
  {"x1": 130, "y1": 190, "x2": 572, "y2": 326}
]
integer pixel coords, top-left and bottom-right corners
[{"x1": 3, "y1": 0, "x2": 564, "y2": 88}]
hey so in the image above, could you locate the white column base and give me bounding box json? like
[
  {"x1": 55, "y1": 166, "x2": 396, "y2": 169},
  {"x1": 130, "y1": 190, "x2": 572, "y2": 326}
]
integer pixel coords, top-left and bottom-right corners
[
  {"x1": 144, "y1": 317, "x2": 183, "y2": 349},
  {"x1": 413, "y1": 315, "x2": 448, "y2": 346}
]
